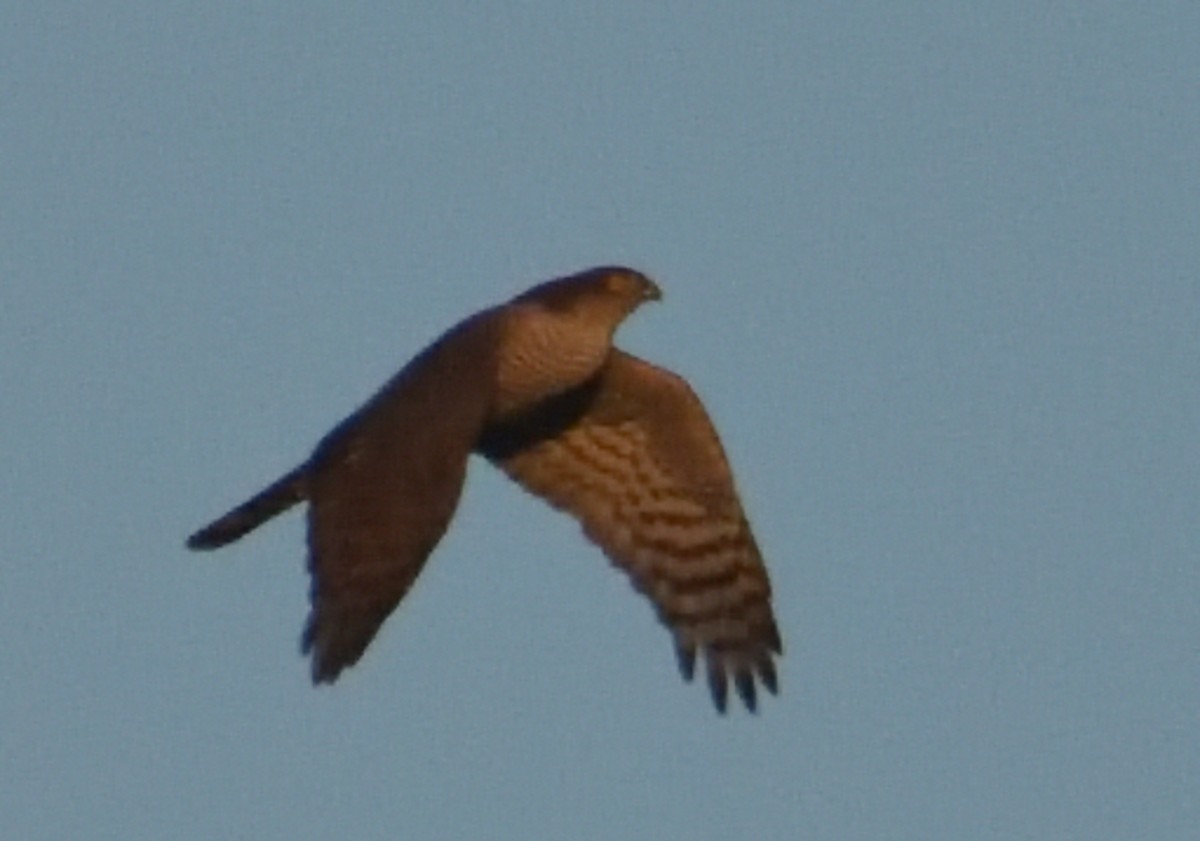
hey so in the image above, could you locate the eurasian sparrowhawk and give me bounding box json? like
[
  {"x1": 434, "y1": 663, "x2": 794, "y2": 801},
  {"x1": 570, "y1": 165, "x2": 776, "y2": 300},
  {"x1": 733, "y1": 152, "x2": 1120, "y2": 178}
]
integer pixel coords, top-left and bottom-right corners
[{"x1": 187, "y1": 267, "x2": 781, "y2": 712}]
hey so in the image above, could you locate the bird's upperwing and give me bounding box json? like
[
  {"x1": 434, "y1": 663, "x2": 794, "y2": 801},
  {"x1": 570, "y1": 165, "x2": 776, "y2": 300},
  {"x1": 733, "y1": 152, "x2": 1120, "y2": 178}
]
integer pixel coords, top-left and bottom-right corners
[
  {"x1": 478, "y1": 350, "x2": 781, "y2": 712},
  {"x1": 302, "y1": 312, "x2": 502, "y2": 683}
]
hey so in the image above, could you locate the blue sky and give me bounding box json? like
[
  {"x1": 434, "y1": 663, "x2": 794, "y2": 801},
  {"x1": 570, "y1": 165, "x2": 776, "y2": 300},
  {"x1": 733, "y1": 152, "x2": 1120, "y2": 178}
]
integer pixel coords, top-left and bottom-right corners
[{"x1": 3, "y1": 3, "x2": 1197, "y2": 839}]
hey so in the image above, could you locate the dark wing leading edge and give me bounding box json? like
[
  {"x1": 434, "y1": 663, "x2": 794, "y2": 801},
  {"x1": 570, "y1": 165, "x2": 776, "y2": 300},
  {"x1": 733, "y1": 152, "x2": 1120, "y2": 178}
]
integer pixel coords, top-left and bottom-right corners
[
  {"x1": 300, "y1": 312, "x2": 502, "y2": 683},
  {"x1": 478, "y1": 350, "x2": 781, "y2": 712}
]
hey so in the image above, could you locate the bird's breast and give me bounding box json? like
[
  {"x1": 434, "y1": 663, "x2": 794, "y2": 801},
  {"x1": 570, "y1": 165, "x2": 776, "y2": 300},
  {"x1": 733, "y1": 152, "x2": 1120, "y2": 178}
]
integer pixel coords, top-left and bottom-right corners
[{"x1": 492, "y1": 305, "x2": 612, "y2": 416}]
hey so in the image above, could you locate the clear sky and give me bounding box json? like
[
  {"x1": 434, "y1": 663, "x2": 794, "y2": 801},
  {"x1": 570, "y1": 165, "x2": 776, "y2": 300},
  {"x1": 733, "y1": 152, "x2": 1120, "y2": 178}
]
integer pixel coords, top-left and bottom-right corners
[{"x1": 3, "y1": 3, "x2": 1197, "y2": 839}]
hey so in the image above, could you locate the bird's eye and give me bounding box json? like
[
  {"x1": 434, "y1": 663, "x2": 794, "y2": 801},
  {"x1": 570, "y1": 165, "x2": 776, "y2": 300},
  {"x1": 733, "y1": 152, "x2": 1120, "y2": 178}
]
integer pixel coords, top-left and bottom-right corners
[{"x1": 604, "y1": 272, "x2": 627, "y2": 295}]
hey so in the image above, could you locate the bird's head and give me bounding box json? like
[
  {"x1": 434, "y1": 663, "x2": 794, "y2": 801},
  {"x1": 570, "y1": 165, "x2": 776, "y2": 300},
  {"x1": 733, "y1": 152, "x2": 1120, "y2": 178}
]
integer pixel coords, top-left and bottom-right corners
[
  {"x1": 491, "y1": 266, "x2": 661, "y2": 414},
  {"x1": 517, "y1": 265, "x2": 662, "y2": 326},
  {"x1": 596, "y1": 265, "x2": 662, "y2": 308}
]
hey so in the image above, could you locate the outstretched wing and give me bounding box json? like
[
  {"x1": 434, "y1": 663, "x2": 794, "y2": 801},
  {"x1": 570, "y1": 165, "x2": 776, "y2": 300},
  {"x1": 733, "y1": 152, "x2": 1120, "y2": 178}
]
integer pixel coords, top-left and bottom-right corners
[
  {"x1": 479, "y1": 350, "x2": 781, "y2": 712},
  {"x1": 301, "y1": 312, "x2": 502, "y2": 682}
]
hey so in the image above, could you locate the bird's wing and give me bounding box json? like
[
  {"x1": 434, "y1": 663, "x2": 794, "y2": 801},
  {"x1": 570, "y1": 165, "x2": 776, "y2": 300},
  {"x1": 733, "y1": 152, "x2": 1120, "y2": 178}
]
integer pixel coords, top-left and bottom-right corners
[
  {"x1": 301, "y1": 312, "x2": 501, "y2": 682},
  {"x1": 479, "y1": 350, "x2": 781, "y2": 712}
]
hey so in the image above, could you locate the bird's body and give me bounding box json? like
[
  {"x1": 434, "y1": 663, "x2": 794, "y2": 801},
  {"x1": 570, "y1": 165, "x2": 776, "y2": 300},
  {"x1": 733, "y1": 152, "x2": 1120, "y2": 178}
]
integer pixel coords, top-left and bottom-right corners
[{"x1": 188, "y1": 266, "x2": 781, "y2": 712}]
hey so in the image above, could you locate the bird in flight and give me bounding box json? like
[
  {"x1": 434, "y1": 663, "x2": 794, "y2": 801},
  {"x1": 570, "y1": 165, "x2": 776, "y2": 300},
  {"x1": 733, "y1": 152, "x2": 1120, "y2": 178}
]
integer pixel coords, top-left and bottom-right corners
[{"x1": 187, "y1": 266, "x2": 781, "y2": 712}]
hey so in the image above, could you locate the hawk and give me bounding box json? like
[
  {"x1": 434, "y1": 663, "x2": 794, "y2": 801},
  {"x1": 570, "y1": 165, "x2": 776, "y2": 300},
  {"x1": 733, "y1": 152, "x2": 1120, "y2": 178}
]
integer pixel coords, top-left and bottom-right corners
[{"x1": 187, "y1": 267, "x2": 781, "y2": 712}]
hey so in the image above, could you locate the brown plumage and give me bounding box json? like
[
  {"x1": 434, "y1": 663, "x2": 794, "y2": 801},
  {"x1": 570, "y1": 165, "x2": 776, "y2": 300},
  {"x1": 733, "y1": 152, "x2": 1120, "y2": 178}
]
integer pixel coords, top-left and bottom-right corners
[{"x1": 187, "y1": 266, "x2": 781, "y2": 712}]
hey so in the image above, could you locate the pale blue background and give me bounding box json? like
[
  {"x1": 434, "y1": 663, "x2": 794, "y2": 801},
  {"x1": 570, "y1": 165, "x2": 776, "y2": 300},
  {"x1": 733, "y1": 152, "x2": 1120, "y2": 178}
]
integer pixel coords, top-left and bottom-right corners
[{"x1": 3, "y1": 3, "x2": 1197, "y2": 839}]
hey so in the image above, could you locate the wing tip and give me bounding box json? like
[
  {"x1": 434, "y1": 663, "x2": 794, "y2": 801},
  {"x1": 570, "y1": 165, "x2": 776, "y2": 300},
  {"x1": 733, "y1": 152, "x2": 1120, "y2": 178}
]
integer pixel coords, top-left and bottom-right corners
[{"x1": 694, "y1": 643, "x2": 780, "y2": 714}]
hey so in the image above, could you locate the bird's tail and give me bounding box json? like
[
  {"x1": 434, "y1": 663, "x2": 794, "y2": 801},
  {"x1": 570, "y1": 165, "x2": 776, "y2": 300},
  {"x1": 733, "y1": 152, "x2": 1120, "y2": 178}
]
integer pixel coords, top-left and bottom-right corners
[{"x1": 187, "y1": 466, "x2": 308, "y2": 550}]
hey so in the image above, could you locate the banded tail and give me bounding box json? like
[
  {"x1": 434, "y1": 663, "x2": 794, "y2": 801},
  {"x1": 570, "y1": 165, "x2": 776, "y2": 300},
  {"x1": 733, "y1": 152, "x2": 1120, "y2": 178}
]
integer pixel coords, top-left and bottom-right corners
[{"x1": 187, "y1": 467, "x2": 308, "y2": 550}]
